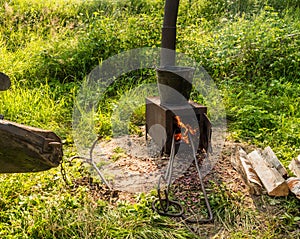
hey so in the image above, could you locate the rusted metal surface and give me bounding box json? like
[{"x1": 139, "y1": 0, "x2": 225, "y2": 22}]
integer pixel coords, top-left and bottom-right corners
[
  {"x1": 146, "y1": 96, "x2": 211, "y2": 155},
  {"x1": 160, "y1": 0, "x2": 179, "y2": 66},
  {"x1": 155, "y1": 0, "x2": 212, "y2": 155},
  {"x1": 158, "y1": 3, "x2": 195, "y2": 107},
  {"x1": 156, "y1": 66, "x2": 194, "y2": 106},
  {"x1": 0, "y1": 120, "x2": 62, "y2": 173}
]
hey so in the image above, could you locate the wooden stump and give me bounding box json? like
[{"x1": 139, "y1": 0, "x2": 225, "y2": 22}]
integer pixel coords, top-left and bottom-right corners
[
  {"x1": 0, "y1": 72, "x2": 11, "y2": 91},
  {"x1": 0, "y1": 120, "x2": 63, "y2": 173}
]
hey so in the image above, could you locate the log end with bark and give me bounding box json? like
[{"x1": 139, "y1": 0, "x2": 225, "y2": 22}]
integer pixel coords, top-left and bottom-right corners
[
  {"x1": 262, "y1": 146, "x2": 288, "y2": 178},
  {"x1": 286, "y1": 177, "x2": 300, "y2": 199},
  {"x1": 0, "y1": 120, "x2": 63, "y2": 173},
  {"x1": 289, "y1": 156, "x2": 300, "y2": 178}
]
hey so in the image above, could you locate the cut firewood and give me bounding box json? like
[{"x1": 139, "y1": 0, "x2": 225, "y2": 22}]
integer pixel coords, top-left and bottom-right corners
[
  {"x1": 261, "y1": 146, "x2": 288, "y2": 178},
  {"x1": 248, "y1": 150, "x2": 289, "y2": 196},
  {"x1": 231, "y1": 147, "x2": 263, "y2": 195},
  {"x1": 286, "y1": 177, "x2": 300, "y2": 200},
  {"x1": 289, "y1": 155, "x2": 300, "y2": 178}
]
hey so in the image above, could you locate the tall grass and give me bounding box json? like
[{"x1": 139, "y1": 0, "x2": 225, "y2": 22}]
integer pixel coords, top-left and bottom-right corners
[
  {"x1": 179, "y1": 6, "x2": 300, "y2": 161},
  {"x1": 0, "y1": 0, "x2": 299, "y2": 238}
]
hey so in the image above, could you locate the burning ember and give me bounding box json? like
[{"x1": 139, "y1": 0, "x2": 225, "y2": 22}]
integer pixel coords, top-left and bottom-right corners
[{"x1": 173, "y1": 116, "x2": 197, "y2": 144}]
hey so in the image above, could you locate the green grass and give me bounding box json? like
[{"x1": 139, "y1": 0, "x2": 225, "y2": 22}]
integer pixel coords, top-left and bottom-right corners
[
  {"x1": 0, "y1": 177, "x2": 194, "y2": 238},
  {"x1": 0, "y1": 0, "x2": 299, "y2": 238},
  {"x1": 0, "y1": 81, "x2": 75, "y2": 136}
]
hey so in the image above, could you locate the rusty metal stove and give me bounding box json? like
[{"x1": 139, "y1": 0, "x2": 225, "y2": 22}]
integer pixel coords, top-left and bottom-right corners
[
  {"x1": 143, "y1": 0, "x2": 212, "y2": 156},
  {"x1": 146, "y1": 96, "x2": 211, "y2": 155}
]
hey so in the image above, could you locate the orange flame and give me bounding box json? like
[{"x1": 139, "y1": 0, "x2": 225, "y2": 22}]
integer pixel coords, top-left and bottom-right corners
[
  {"x1": 173, "y1": 116, "x2": 197, "y2": 143},
  {"x1": 174, "y1": 132, "x2": 182, "y2": 141}
]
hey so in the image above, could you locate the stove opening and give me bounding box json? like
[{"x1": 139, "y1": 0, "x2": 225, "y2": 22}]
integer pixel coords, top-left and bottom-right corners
[
  {"x1": 146, "y1": 97, "x2": 211, "y2": 156},
  {"x1": 173, "y1": 115, "x2": 198, "y2": 144}
]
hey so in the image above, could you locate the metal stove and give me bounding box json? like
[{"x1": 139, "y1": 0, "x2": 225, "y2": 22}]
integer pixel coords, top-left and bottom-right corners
[
  {"x1": 145, "y1": 96, "x2": 211, "y2": 155},
  {"x1": 149, "y1": 0, "x2": 214, "y2": 223}
]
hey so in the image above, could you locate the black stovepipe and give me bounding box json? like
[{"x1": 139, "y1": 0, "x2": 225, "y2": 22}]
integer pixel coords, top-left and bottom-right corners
[{"x1": 160, "y1": 0, "x2": 180, "y2": 67}]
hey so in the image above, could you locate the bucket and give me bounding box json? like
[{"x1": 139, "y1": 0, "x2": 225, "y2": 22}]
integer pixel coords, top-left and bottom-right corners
[{"x1": 156, "y1": 66, "x2": 195, "y2": 106}]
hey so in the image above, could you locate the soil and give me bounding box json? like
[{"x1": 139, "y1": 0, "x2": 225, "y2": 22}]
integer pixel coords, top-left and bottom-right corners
[{"x1": 72, "y1": 129, "x2": 257, "y2": 207}]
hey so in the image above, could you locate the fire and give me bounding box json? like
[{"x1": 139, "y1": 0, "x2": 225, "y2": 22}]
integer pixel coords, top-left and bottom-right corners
[
  {"x1": 173, "y1": 116, "x2": 197, "y2": 143},
  {"x1": 174, "y1": 131, "x2": 182, "y2": 142}
]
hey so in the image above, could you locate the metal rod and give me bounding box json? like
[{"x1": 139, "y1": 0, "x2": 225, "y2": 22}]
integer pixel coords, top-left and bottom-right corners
[
  {"x1": 89, "y1": 139, "x2": 112, "y2": 190},
  {"x1": 90, "y1": 160, "x2": 112, "y2": 190},
  {"x1": 165, "y1": 133, "x2": 176, "y2": 186},
  {"x1": 184, "y1": 131, "x2": 213, "y2": 223},
  {"x1": 70, "y1": 139, "x2": 112, "y2": 190}
]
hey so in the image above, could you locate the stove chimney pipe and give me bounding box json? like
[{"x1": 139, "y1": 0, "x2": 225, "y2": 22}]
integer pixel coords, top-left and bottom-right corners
[
  {"x1": 161, "y1": 0, "x2": 180, "y2": 67},
  {"x1": 157, "y1": 0, "x2": 194, "y2": 106}
]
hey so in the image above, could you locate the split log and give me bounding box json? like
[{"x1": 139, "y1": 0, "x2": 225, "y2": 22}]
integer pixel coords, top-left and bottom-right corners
[
  {"x1": 231, "y1": 147, "x2": 263, "y2": 195},
  {"x1": 261, "y1": 146, "x2": 288, "y2": 178},
  {"x1": 248, "y1": 150, "x2": 289, "y2": 196},
  {"x1": 286, "y1": 177, "x2": 300, "y2": 200},
  {"x1": 288, "y1": 155, "x2": 300, "y2": 178}
]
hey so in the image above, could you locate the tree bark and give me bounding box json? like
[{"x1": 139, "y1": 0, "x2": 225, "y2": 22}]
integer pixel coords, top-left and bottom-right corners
[
  {"x1": 289, "y1": 155, "x2": 300, "y2": 178},
  {"x1": 0, "y1": 120, "x2": 62, "y2": 173},
  {"x1": 286, "y1": 177, "x2": 300, "y2": 200}
]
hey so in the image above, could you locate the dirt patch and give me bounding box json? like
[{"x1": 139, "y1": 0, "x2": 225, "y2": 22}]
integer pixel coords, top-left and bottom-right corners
[{"x1": 74, "y1": 131, "x2": 256, "y2": 208}]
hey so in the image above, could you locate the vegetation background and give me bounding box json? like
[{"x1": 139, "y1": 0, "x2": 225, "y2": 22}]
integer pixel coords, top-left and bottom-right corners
[{"x1": 0, "y1": 0, "x2": 299, "y2": 238}]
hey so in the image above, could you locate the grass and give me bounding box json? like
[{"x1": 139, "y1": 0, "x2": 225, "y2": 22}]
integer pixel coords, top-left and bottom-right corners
[{"x1": 0, "y1": 0, "x2": 299, "y2": 238}]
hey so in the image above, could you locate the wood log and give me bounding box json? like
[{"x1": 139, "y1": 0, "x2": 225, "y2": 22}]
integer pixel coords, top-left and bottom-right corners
[
  {"x1": 288, "y1": 155, "x2": 300, "y2": 178},
  {"x1": 0, "y1": 72, "x2": 11, "y2": 91},
  {"x1": 248, "y1": 150, "x2": 289, "y2": 196},
  {"x1": 231, "y1": 147, "x2": 263, "y2": 195},
  {"x1": 0, "y1": 119, "x2": 63, "y2": 173},
  {"x1": 286, "y1": 177, "x2": 300, "y2": 200},
  {"x1": 261, "y1": 146, "x2": 288, "y2": 178}
]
